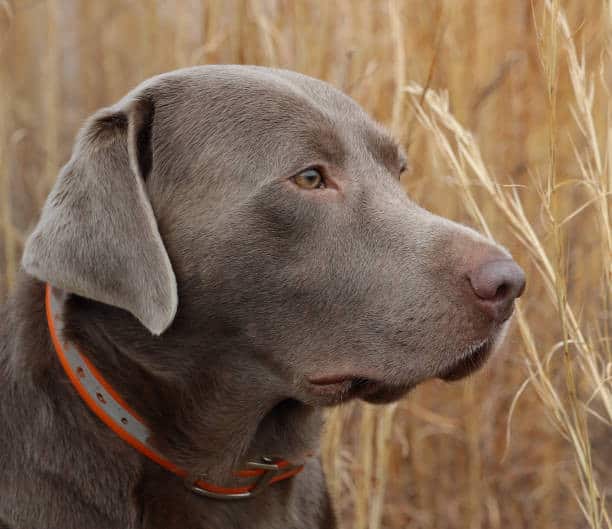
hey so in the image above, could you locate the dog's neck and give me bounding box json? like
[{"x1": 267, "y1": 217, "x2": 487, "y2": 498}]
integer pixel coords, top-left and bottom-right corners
[
  {"x1": 4, "y1": 276, "x2": 331, "y2": 526},
  {"x1": 51, "y1": 283, "x2": 323, "y2": 486}
]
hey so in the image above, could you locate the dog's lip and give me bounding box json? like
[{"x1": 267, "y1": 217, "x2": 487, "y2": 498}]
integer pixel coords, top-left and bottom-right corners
[
  {"x1": 438, "y1": 339, "x2": 494, "y2": 381},
  {"x1": 307, "y1": 374, "x2": 384, "y2": 397},
  {"x1": 309, "y1": 374, "x2": 362, "y2": 385}
]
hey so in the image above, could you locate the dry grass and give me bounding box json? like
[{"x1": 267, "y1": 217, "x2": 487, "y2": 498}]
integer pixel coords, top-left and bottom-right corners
[{"x1": 1, "y1": 1, "x2": 610, "y2": 528}]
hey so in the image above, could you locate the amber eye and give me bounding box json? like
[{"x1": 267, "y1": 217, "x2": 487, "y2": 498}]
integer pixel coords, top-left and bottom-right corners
[{"x1": 293, "y1": 168, "x2": 325, "y2": 190}]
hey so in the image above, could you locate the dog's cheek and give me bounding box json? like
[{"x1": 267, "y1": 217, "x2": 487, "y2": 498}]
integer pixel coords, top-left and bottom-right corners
[{"x1": 246, "y1": 188, "x2": 327, "y2": 242}]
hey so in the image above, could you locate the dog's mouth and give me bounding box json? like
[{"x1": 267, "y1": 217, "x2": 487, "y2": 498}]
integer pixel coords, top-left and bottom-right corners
[{"x1": 308, "y1": 338, "x2": 497, "y2": 404}]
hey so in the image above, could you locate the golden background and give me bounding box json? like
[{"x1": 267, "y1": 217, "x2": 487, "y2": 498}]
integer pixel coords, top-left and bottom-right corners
[{"x1": 0, "y1": 1, "x2": 610, "y2": 528}]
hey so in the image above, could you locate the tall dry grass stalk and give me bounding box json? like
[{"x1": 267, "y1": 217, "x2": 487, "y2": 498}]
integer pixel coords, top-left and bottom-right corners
[
  {"x1": 1, "y1": 1, "x2": 610, "y2": 528},
  {"x1": 405, "y1": 2, "x2": 611, "y2": 526}
]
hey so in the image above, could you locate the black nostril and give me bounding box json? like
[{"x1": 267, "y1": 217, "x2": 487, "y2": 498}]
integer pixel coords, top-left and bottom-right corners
[
  {"x1": 494, "y1": 282, "x2": 509, "y2": 301},
  {"x1": 468, "y1": 259, "x2": 526, "y2": 321}
]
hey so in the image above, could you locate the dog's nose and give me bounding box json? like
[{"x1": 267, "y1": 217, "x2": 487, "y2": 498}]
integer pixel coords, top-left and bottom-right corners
[{"x1": 468, "y1": 259, "x2": 526, "y2": 322}]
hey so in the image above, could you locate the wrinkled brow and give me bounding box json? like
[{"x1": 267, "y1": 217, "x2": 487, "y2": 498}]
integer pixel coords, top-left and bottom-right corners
[
  {"x1": 297, "y1": 127, "x2": 347, "y2": 167},
  {"x1": 367, "y1": 131, "x2": 407, "y2": 173}
]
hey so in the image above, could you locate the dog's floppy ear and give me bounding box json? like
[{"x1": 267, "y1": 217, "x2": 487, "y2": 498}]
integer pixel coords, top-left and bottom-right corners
[{"x1": 22, "y1": 96, "x2": 178, "y2": 335}]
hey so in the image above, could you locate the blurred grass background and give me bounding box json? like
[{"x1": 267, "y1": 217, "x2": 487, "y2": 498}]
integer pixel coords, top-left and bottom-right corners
[{"x1": 0, "y1": 1, "x2": 610, "y2": 528}]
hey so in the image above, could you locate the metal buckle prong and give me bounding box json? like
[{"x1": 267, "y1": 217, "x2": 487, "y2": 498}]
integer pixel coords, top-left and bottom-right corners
[{"x1": 186, "y1": 456, "x2": 291, "y2": 500}]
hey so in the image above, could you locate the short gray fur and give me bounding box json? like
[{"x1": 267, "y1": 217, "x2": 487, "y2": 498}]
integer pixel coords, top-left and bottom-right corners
[{"x1": 1, "y1": 65, "x2": 518, "y2": 529}]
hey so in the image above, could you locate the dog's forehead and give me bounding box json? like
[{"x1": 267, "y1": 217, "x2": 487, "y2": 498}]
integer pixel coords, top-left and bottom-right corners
[
  {"x1": 151, "y1": 65, "x2": 366, "y2": 118},
  {"x1": 139, "y1": 66, "x2": 403, "y2": 170}
]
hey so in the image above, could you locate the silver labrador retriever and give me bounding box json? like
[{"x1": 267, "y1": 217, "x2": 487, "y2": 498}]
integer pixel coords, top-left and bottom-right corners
[{"x1": 0, "y1": 66, "x2": 525, "y2": 529}]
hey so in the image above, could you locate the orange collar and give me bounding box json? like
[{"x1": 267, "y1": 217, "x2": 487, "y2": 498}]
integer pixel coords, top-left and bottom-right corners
[{"x1": 45, "y1": 283, "x2": 306, "y2": 500}]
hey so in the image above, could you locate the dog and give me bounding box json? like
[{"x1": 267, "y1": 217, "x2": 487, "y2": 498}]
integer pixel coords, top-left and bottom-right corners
[{"x1": 0, "y1": 65, "x2": 525, "y2": 529}]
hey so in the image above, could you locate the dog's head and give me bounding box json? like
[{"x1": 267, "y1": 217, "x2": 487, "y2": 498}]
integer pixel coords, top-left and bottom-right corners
[{"x1": 23, "y1": 66, "x2": 524, "y2": 407}]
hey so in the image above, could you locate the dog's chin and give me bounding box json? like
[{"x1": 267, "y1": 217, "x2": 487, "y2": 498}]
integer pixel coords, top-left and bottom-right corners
[
  {"x1": 358, "y1": 383, "x2": 414, "y2": 404},
  {"x1": 339, "y1": 378, "x2": 416, "y2": 404},
  {"x1": 306, "y1": 376, "x2": 414, "y2": 406},
  {"x1": 437, "y1": 336, "x2": 498, "y2": 381}
]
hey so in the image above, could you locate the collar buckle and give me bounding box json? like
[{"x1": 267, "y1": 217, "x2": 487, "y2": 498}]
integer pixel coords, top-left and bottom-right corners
[{"x1": 186, "y1": 456, "x2": 299, "y2": 500}]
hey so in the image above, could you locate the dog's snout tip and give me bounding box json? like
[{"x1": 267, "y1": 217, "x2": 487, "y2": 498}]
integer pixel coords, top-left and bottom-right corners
[
  {"x1": 468, "y1": 259, "x2": 526, "y2": 321},
  {"x1": 469, "y1": 259, "x2": 526, "y2": 300}
]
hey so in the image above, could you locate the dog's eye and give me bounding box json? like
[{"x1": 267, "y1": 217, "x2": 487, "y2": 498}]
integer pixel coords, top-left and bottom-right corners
[{"x1": 293, "y1": 168, "x2": 325, "y2": 190}]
